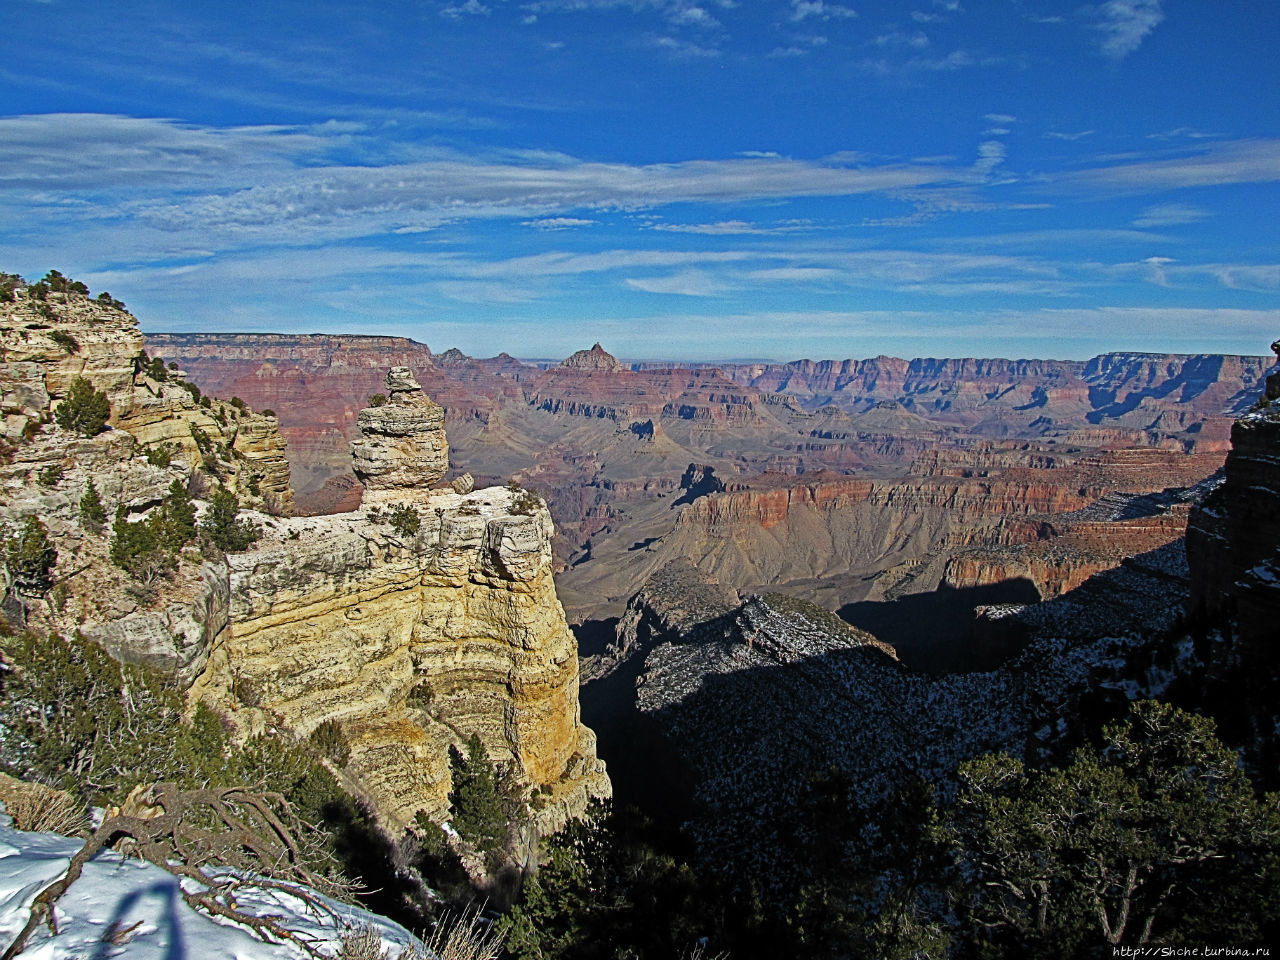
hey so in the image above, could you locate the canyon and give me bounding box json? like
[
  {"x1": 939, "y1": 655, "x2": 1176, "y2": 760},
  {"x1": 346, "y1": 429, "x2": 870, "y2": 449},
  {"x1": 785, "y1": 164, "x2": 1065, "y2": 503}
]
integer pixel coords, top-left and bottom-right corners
[{"x1": 146, "y1": 333, "x2": 1273, "y2": 655}]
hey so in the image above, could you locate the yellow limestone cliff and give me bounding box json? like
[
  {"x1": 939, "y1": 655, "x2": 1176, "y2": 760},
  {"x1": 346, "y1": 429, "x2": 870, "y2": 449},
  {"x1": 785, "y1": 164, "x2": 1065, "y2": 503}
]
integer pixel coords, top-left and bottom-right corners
[{"x1": 192, "y1": 370, "x2": 610, "y2": 833}]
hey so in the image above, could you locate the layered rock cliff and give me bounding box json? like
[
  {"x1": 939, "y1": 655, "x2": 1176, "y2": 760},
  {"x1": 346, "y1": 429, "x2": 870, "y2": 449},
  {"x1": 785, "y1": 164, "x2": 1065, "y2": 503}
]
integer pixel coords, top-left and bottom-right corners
[
  {"x1": 192, "y1": 375, "x2": 608, "y2": 832},
  {"x1": 1, "y1": 279, "x2": 290, "y2": 678},
  {"x1": 350, "y1": 367, "x2": 449, "y2": 504},
  {"x1": 191, "y1": 481, "x2": 609, "y2": 832},
  {"x1": 2, "y1": 277, "x2": 609, "y2": 838}
]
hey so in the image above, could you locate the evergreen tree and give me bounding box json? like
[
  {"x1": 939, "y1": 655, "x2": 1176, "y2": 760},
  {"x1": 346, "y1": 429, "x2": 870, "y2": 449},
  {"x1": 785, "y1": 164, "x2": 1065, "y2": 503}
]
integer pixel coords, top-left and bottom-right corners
[
  {"x1": 200, "y1": 485, "x2": 259, "y2": 552},
  {"x1": 388, "y1": 503, "x2": 421, "y2": 538},
  {"x1": 109, "y1": 505, "x2": 163, "y2": 581},
  {"x1": 4, "y1": 516, "x2": 58, "y2": 594},
  {"x1": 53, "y1": 377, "x2": 110, "y2": 437},
  {"x1": 161, "y1": 478, "x2": 197, "y2": 549},
  {"x1": 448, "y1": 733, "x2": 506, "y2": 852},
  {"x1": 948, "y1": 700, "x2": 1280, "y2": 951},
  {"x1": 78, "y1": 479, "x2": 107, "y2": 533}
]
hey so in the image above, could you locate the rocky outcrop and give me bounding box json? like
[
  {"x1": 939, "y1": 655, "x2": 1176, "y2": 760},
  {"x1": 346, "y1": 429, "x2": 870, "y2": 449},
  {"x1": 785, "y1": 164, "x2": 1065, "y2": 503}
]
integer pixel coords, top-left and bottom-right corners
[
  {"x1": 350, "y1": 367, "x2": 449, "y2": 503},
  {"x1": 192, "y1": 483, "x2": 609, "y2": 832},
  {"x1": 0, "y1": 284, "x2": 289, "y2": 678},
  {"x1": 1187, "y1": 403, "x2": 1280, "y2": 655},
  {"x1": 4, "y1": 281, "x2": 607, "y2": 839},
  {"x1": 601, "y1": 558, "x2": 1165, "y2": 885},
  {"x1": 1, "y1": 293, "x2": 142, "y2": 438}
]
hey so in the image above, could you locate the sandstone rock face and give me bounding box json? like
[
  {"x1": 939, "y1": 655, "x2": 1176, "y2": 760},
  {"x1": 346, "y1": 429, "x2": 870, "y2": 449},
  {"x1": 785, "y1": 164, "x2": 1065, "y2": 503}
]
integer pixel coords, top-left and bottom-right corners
[
  {"x1": 351, "y1": 367, "x2": 449, "y2": 502},
  {"x1": 81, "y1": 561, "x2": 230, "y2": 680},
  {"x1": 232, "y1": 413, "x2": 293, "y2": 508},
  {"x1": 1187, "y1": 404, "x2": 1280, "y2": 655},
  {"x1": 4, "y1": 285, "x2": 608, "y2": 839},
  {"x1": 1, "y1": 291, "x2": 141, "y2": 435},
  {"x1": 192, "y1": 484, "x2": 609, "y2": 832}
]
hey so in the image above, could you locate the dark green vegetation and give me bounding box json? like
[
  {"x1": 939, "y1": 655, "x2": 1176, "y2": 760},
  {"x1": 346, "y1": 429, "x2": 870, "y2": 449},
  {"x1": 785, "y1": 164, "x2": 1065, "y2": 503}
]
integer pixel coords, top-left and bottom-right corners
[
  {"x1": 53, "y1": 376, "x2": 110, "y2": 437},
  {"x1": 448, "y1": 733, "x2": 507, "y2": 854},
  {"x1": 1, "y1": 269, "x2": 120, "y2": 310},
  {"x1": 0, "y1": 624, "x2": 440, "y2": 932},
  {"x1": 387, "y1": 502, "x2": 421, "y2": 538},
  {"x1": 498, "y1": 804, "x2": 722, "y2": 960},
  {"x1": 949, "y1": 701, "x2": 1280, "y2": 953},
  {"x1": 3, "y1": 516, "x2": 58, "y2": 594},
  {"x1": 109, "y1": 479, "x2": 199, "y2": 581},
  {"x1": 48, "y1": 329, "x2": 79, "y2": 354},
  {"x1": 78, "y1": 478, "x2": 107, "y2": 532},
  {"x1": 200, "y1": 484, "x2": 260, "y2": 552},
  {"x1": 500, "y1": 635, "x2": 1280, "y2": 959}
]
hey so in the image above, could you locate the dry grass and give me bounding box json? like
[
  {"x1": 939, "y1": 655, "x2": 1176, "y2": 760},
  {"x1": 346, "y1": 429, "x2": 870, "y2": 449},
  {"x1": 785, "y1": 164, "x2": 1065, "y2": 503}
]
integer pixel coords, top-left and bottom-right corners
[
  {"x1": 0, "y1": 772, "x2": 88, "y2": 836},
  {"x1": 417, "y1": 906, "x2": 504, "y2": 960},
  {"x1": 337, "y1": 907, "x2": 503, "y2": 960},
  {"x1": 337, "y1": 923, "x2": 390, "y2": 960}
]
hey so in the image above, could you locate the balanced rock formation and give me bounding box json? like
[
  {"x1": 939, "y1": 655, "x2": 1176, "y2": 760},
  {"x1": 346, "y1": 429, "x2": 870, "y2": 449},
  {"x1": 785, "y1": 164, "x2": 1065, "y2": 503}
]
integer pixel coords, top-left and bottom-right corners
[
  {"x1": 194, "y1": 376, "x2": 609, "y2": 832},
  {"x1": 351, "y1": 367, "x2": 448, "y2": 504}
]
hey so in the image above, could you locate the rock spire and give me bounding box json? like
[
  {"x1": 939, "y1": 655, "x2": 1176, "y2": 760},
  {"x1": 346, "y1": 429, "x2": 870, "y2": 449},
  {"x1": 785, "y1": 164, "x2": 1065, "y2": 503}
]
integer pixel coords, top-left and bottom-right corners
[{"x1": 350, "y1": 366, "x2": 449, "y2": 501}]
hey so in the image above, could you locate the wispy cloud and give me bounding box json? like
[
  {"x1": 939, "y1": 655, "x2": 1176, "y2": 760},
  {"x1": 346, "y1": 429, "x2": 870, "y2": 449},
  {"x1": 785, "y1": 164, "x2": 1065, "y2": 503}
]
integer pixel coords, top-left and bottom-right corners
[
  {"x1": 871, "y1": 30, "x2": 929, "y2": 49},
  {"x1": 1052, "y1": 139, "x2": 1280, "y2": 193},
  {"x1": 1044, "y1": 129, "x2": 1094, "y2": 141},
  {"x1": 522, "y1": 0, "x2": 724, "y2": 31},
  {"x1": 974, "y1": 140, "x2": 1007, "y2": 176},
  {"x1": 790, "y1": 0, "x2": 857, "y2": 22},
  {"x1": 1147, "y1": 127, "x2": 1218, "y2": 140},
  {"x1": 1205, "y1": 263, "x2": 1280, "y2": 292},
  {"x1": 440, "y1": 0, "x2": 491, "y2": 18},
  {"x1": 625, "y1": 269, "x2": 729, "y2": 295},
  {"x1": 0, "y1": 113, "x2": 331, "y2": 190},
  {"x1": 650, "y1": 35, "x2": 721, "y2": 57},
  {"x1": 1131, "y1": 203, "x2": 1208, "y2": 228},
  {"x1": 1, "y1": 114, "x2": 968, "y2": 249},
  {"x1": 523, "y1": 216, "x2": 597, "y2": 229},
  {"x1": 859, "y1": 48, "x2": 999, "y2": 75},
  {"x1": 651, "y1": 220, "x2": 807, "y2": 235},
  {"x1": 1090, "y1": 0, "x2": 1164, "y2": 60}
]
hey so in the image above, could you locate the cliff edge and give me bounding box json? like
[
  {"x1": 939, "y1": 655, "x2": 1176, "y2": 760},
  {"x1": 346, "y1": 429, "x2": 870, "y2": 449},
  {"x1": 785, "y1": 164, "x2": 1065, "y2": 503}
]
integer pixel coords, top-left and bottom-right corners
[{"x1": 193, "y1": 370, "x2": 609, "y2": 832}]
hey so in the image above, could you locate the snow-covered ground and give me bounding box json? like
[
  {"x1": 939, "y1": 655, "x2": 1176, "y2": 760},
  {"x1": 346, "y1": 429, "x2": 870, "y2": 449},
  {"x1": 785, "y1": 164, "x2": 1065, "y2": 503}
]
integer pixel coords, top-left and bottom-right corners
[{"x1": 0, "y1": 811, "x2": 419, "y2": 959}]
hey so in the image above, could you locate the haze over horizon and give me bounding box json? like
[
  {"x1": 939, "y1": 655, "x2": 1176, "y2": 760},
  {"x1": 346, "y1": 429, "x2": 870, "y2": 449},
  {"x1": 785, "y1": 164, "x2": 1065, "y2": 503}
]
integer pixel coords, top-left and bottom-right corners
[{"x1": 3, "y1": 0, "x2": 1278, "y2": 362}]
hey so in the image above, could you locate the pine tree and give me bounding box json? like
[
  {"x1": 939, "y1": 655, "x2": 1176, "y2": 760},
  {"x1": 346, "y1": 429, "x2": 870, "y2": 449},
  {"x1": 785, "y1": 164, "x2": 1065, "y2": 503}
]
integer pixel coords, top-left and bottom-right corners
[
  {"x1": 78, "y1": 479, "x2": 107, "y2": 533},
  {"x1": 200, "y1": 485, "x2": 259, "y2": 552},
  {"x1": 4, "y1": 516, "x2": 58, "y2": 594},
  {"x1": 448, "y1": 733, "x2": 506, "y2": 852},
  {"x1": 53, "y1": 377, "x2": 110, "y2": 437},
  {"x1": 161, "y1": 478, "x2": 197, "y2": 549}
]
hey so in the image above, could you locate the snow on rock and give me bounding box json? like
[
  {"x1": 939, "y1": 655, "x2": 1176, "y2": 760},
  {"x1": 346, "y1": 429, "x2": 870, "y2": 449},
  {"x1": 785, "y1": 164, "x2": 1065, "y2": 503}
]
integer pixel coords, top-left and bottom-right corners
[{"x1": 0, "y1": 812, "x2": 419, "y2": 959}]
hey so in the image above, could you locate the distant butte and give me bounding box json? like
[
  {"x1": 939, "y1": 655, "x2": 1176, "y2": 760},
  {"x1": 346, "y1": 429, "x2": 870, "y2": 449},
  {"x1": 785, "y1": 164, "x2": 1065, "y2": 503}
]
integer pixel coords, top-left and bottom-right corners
[{"x1": 559, "y1": 343, "x2": 625, "y2": 372}]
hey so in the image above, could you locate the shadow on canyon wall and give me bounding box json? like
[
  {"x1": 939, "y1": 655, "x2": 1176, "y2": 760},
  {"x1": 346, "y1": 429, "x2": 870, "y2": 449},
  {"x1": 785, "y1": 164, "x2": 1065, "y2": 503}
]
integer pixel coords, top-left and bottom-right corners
[{"x1": 838, "y1": 578, "x2": 1042, "y2": 674}]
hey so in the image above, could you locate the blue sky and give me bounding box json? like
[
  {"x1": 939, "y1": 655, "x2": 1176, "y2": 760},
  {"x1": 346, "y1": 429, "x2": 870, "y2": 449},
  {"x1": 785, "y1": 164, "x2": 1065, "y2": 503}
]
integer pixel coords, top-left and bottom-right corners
[{"x1": 2, "y1": 0, "x2": 1278, "y2": 361}]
